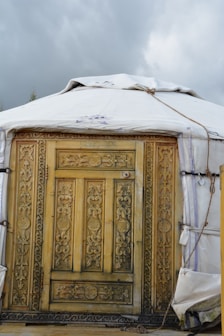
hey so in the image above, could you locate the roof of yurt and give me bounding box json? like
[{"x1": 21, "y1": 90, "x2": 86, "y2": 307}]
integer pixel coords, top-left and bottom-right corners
[
  {"x1": 0, "y1": 73, "x2": 223, "y2": 330},
  {"x1": 0, "y1": 73, "x2": 224, "y2": 140}
]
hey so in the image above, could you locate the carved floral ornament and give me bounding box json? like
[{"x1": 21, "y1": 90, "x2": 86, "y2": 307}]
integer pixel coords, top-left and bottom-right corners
[{"x1": 57, "y1": 150, "x2": 135, "y2": 170}]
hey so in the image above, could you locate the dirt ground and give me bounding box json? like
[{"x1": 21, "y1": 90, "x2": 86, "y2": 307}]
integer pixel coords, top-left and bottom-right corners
[{"x1": 0, "y1": 324, "x2": 221, "y2": 336}]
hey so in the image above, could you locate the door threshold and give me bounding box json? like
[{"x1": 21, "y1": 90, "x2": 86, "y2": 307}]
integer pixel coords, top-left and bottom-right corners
[{"x1": 0, "y1": 311, "x2": 178, "y2": 327}]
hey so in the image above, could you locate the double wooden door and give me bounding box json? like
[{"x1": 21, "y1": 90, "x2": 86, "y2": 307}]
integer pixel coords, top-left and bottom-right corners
[{"x1": 40, "y1": 139, "x2": 144, "y2": 314}]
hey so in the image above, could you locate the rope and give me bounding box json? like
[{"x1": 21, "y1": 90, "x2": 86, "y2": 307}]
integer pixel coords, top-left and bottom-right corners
[
  {"x1": 147, "y1": 89, "x2": 215, "y2": 261},
  {"x1": 146, "y1": 90, "x2": 211, "y2": 172},
  {"x1": 139, "y1": 89, "x2": 216, "y2": 333}
]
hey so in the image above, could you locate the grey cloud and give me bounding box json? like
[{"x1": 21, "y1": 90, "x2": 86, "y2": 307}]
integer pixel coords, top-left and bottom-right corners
[
  {"x1": 141, "y1": 0, "x2": 224, "y2": 104},
  {"x1": 0, "y1": 0, "x2": 224, "y2": 110}
]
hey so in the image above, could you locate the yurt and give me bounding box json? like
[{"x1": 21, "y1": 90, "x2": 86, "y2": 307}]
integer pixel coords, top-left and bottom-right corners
[{"x1": 0, "y1": 74, "x2": 222, "y2": 331}]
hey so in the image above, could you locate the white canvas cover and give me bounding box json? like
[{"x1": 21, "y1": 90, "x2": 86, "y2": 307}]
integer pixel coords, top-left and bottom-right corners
[{"x1": 0, "y1": 74, "x2": 223, "y2": 329}]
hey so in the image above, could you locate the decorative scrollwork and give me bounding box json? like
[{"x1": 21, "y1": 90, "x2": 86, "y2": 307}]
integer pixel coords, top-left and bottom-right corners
[
  {"x1": 57, "y1": 150, "x2": 135, "y2": 170},
  {"x1": 11, "y1": 143, "x2": 36, "y2": 307},
  {"x1": 0, "y1": 310, "x2": 178, "y2": 327},
  {"x1": 143, "y1": 142, "x2": 154, "y2": 314},
  {"x1": 155, "y1": 144, "x2": 176, "y2": 311},
  {"x1": 113, "y1": 181, "x2": 133, "y2": 272},
  {"x1": 84, "y1": 181, "x2": 104, "y2": 271},
  {"x1": 31, "y1": 139, "x2": 46, "y2": 310},
  {"x1": 52, "y1": 281, "x2": 132, "y2": 304},
  {"x1": 53, "y1": 180, "x2": 74, "y2": 270}
]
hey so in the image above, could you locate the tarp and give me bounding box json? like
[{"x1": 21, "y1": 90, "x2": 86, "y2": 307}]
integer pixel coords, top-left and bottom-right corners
[
  {"x1": 172, "y1": 268, "x2": 221, "y2": 330},
  {"x1": 0, "y1": 74, "x2": 224, "y2": 328},
  {"x1": 1, "y1": 75, "x2": 224, "y2": 140}
]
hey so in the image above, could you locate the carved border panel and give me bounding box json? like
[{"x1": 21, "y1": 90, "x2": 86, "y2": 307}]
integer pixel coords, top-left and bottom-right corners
[
  {"x1": 31, "y1": 140, "x2": 46, "y2": 310},
  {"x1": 6, "y1": 139, "x2": 46, "y2": 311},
  {"x1": 51, "y1": 281, "x2": 132, "y2": 304},
  {"x1": 0, "y1": 311, "x2": 178, "y2": 326},
  {"x1": 153, "y1": 142, "x2": 177, "y2": 312},
  {"x1": 57, "y1": 150, "x2": 135, "y2": 170},
  {"x1": 53, "y1": 179, "x2": 75, "y2": 271},
  {"x1": 143, "y1": 142, "x2": 154, "y2": 314},
  {"x1": 143, "y1": 140, "x2": 178, "y2": 314},
  {"x1": 10, "y1": 142, "x2": 37, "y2": 308},
  {"x1": 113, "y1": 180, "x2": 134, "y2": 272},
  {"x1": 83, "y1": 180, "x2": 105, "y2": 271}
]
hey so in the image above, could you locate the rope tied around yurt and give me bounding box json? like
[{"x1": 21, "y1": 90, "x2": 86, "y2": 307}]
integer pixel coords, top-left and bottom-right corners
[
  {"x1": 149, "y1": 92, "x2": 215, "y2": 264},
  {"x1": 145, "y1": 88, "x2": 211, "y2": 174},
  {"x1": 139, "y1": 89, "x2": 217, "y2": 334},
  {"x1": 145, "y1": 88, "x2": 156, "y2": 95}
]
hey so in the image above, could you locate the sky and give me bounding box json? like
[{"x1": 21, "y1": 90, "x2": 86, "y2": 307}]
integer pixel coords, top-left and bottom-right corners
[{"x1": 0, "y1": 0, "x2": 224, "y2": 111}]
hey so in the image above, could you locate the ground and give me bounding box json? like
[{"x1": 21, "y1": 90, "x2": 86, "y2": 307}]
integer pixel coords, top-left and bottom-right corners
[{"x1": 0, "y1": 324, "x2": 221, "y2": 336}]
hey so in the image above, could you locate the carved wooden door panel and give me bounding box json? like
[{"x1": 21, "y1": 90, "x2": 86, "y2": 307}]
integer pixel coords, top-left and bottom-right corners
[{"x1": 40, "y1": 140, "x2": 144, "y2": 314}]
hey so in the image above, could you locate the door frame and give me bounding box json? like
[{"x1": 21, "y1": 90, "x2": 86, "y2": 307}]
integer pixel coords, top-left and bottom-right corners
[{"x1": 2, "y1": 132, "x2": 181, "y2": 326}]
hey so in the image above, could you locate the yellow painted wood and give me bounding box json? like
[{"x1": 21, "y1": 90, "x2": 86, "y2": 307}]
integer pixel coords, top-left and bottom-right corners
[
  {"x1": 73, "y1": 178, "x2": 84, "y2": 272},
  {"x1": 55, "y1": 170, "x2": 135, "y2": 179},
  {"x1": 220, "y1": 164, "x2": 224, "y2": 335},
  {"x1": 132, "y1": 141, "x2": 144, "y2": 313},
  {"x1": 40, "y1": 141, "x2": 56, "y2": 310},
  {"x1": 55, "y1": 139, "x2": 137, "y2": 150},
  {"x1": 103, "y1": 179, "x2": 114, "y2": 273},
  {"x1": 4, "y1": 134, "x2": 180, "y2": 317},
  {"x1": 41, "y1": 139, "x2": 144, "y2": 314},
  {"x1": 50, "y1": 271, "x2": 133, "y2": 282},
  {"x1": 4, "y1": 140, "x2": 39, "y2": 310},
  {"x1": 150, "y1": 141, "x2": 180, "y2": 309},
  {"x1": 49, "y1": 302, "x2": 135, "y2": 314}
]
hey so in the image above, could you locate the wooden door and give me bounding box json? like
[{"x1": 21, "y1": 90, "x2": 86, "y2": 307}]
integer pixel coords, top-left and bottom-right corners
[{"x1": 40, "y1": 139, "x2": 144, "y2": 314}]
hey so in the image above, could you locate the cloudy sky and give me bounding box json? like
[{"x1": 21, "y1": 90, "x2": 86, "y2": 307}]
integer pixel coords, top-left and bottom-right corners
[{"x1": 0, "y1": 0, "x2": 224, "y2": 110}]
